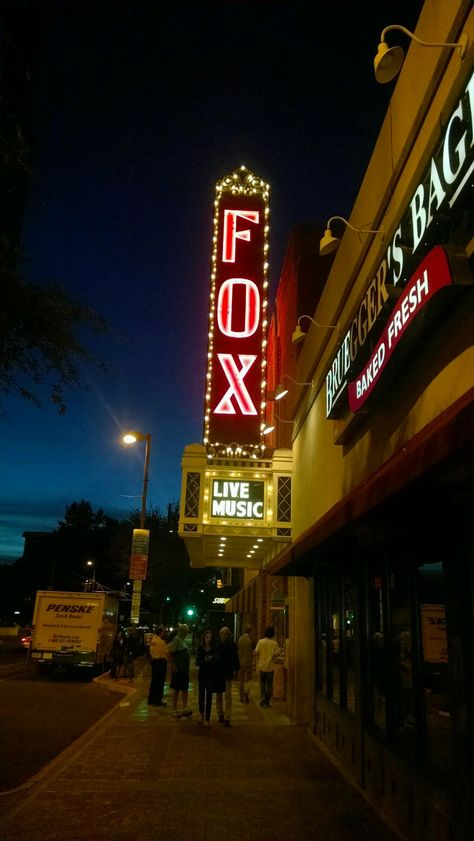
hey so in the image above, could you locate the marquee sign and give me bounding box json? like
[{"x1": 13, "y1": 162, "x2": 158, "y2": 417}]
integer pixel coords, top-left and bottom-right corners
[
  {"x1": 204, "y1": 166, "x2": 270, "y2": 452},
  {"x1": 326, "y1": 70, "x2": 474, "y2": 418},
  {"x1": 210, "y1": 479, "x2": 265, "y2": 520}
]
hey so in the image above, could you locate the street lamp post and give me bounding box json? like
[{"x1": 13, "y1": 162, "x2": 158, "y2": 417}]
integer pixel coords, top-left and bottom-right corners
[
  {"x1": 123, "y1": 431, "x2": 152, "y2": 624},
  {"x1": 86, "y1": 560, "x2": 96, "y2": 592}
]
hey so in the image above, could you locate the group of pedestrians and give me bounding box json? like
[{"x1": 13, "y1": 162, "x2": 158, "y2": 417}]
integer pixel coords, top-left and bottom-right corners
[
  {"x1": 145, "y1": 621, "x2": 282, "y2": 726},
  {"x1": 196, "y1": 625, "x2": 240, "y2": 727},
  {"x1": 147, "y1": 622, "x2": 193, "y2": 715},
  {"x1": 109, "y1": 627, "x2": 141, "y2": 681}
]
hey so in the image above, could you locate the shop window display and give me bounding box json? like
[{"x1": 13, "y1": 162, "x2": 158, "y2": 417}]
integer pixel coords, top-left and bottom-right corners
[
  {"x1": 366, "y1": 559, "x2": 416, "y2": 755},
  {"x1": 365, "y1": 552, "x2": 457, "y2": 774},
  {"x1": 388, "y1": 563, "x2": 416, "y2": 756},
  {"x1": 367, "y1": 563, "x2": 387, "y2": 732},
  {"x1": 418, "y1": 561, "x2": 454, "y2": 775},
  {"x1": 316, "y1": 568, "x2": 355, "y2": 712},
  {"x1": 344, "y1": 578, "x2": 355, "y2": 713},
  {"x1": 330, "y1": 576, "x2": 341, "y2": 704},
  {"x1": 318, "y1": 578, "x2": 328, "y2": 695},
  {"x1": 270, "y1": 605, "x2": 287, "y2": 649}
]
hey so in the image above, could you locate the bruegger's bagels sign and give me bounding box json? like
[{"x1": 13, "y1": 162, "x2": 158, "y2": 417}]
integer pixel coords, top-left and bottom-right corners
[{"x1": 326, "y1": 70, "x2": 474, "y2": 418}]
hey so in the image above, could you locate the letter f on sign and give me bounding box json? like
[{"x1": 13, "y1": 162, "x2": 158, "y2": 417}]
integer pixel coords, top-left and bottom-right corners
[
  {"x1": 214, "y1": 353, "x2": 258, "y2": 415},
  {"x1": 222, "y1": 210, "x2": 260, "y2": 263}
]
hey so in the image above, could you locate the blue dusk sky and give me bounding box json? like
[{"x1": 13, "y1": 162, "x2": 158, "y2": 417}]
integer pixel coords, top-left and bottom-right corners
[{"x1": 0, "y1": 0, "x2": 421, "y2": 563}]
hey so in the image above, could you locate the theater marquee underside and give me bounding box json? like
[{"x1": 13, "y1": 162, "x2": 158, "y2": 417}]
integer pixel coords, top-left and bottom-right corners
[{"x1": 178, "y1": 444, "x2": 292, "y2": 570}]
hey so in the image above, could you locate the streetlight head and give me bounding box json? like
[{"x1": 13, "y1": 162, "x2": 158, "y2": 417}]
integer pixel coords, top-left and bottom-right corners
[{"x1": 122, "y1": 430, "x2": 150, "y2": 445}]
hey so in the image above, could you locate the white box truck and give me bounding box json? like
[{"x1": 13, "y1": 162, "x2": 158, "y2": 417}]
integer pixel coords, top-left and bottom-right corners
[{"x1": 30, "y1": 590, "x2": 118, "y2": 676}]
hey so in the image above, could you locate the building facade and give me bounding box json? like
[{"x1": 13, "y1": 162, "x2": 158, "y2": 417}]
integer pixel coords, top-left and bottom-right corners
[
  {"x1": 268, "y1": 3, "x2": 474, "y2": 840},
  {"x1": 180, "y1": 3, "x2": 473, "y2": 838}
]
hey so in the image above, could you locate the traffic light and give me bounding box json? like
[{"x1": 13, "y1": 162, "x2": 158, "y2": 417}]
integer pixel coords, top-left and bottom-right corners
[{"x1": 185, "y1": 607, "x2": 196, "y2": 618}]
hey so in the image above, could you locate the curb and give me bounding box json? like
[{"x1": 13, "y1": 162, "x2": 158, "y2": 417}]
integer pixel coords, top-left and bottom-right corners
[{"x1": 93, "y1": 670, "x2": 139, "y2": 695}]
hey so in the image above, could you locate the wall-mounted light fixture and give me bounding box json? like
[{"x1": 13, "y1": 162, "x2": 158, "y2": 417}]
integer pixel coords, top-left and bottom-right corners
[
  {"x1": 292, "y1": 314, "x2": 340, "y2": 345},
  {"x1": 272, "y1": 374, "x2": 314, "y2": 401},
  {"x1": 263, "y1": 412, "x2": 294, "y2": 435},
  {"x1": 374, "y1": 24, "x2": 468, "y2": 84},
  {"x1": 320, "y1": 216, "x2": 381, "y2": 256}
]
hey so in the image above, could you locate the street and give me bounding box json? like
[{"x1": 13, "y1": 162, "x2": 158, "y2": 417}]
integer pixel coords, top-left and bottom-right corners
[
  {"x1": 0, "y1": 642, "x2": 119, "y2": 792},
  {"x1": 0, "y1": 635, "x2": 31, "y2": 674}
]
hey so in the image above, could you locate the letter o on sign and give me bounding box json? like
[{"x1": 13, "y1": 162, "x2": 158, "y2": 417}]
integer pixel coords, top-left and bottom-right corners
[{"x1": 217, "y1": 278, "x2": 260, "y2": 338}]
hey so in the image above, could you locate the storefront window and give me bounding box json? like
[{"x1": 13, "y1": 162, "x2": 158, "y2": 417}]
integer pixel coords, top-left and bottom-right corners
[
  {"x1": 317, "y1": 578, "x2": 328, "y2": 694},
  {"x1": 270, "y1": 607, "x2": 286, "y2": 649},
  {"x1": 365, "y1": 553, "x2": 459, "y2": 771},
  {"x1": 418, "y1": 561, "x2": 454, "y2": 774},
  {"x1": 367, "y1": 562, "x2": 387, "y2": 732},
  {"x1": 315, "y1": 570, "x2": 356, "y2": 712},
  {"x1": 344, "y1": 577, "x2": 355, "y2": 713},
  {"x1": 329, "y1": 576, "x2": 341, "y2": 704},
  {"x1": 389, "y1": 563, "x2": 416, "y2": 756}
]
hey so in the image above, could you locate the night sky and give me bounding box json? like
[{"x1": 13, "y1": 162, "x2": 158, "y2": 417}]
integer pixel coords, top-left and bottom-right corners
[{"x1": 0, "y1": 0, "x2": 422, "y2": 562}]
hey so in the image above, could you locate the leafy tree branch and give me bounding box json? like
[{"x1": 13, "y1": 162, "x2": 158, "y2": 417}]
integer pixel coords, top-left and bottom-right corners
[{"x1": 0, "y1": 238, "x2": 107, "y2": 414}]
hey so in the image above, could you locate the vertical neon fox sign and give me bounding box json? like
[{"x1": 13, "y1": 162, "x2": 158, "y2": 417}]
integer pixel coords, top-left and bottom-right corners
[{"x1": 204, "y1": 166, "x2": 270, "y2": 452}]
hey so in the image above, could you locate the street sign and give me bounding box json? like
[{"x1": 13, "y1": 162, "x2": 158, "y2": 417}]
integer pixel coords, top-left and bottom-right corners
[
  {"x1": 129, "y1": 529, "x2": 149, "y2": 580},
  {"x1": 129, "y1": 554, "x2": 148, "y2": 580}
]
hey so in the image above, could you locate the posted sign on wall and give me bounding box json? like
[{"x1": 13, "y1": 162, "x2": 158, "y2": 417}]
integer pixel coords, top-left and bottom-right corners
[{"x1": 204, "y1": 167, "x2": 270, "y2": 449}]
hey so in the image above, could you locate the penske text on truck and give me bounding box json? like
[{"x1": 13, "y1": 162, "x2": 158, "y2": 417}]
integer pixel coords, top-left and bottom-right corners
[{"x1": 30, "y1": 591, "x2": 118, "y2": 675}]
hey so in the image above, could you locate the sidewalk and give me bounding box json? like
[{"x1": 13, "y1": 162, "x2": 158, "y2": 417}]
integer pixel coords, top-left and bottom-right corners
[{"x1": 0, "y1": 663, "x2": 402, "y2": 841}]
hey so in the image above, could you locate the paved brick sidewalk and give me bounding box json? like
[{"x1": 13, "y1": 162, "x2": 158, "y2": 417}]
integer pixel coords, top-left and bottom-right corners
[{"x1": 0, "y1": 665, "x2": 402, "y2": 841}]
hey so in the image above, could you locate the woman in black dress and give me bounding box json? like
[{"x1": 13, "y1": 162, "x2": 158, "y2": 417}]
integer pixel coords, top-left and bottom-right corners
[{"x1": 195, "y1": 629, "x2": 223, "y2": 727}]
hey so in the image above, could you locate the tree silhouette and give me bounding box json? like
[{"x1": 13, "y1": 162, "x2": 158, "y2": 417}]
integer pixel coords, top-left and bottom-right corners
[
  {"x1": 0, "y1": 239, "x2": 107, "y2": 415},
  {"x1": 0, "y1": 500, "x2": 216, "y2": 626},
  {"x1": 126, "y1": 504, "x2": 215, "y2": 625}
]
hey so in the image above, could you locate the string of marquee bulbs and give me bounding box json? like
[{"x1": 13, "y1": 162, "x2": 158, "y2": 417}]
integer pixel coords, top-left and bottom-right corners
[{"x1": 203, "y1": 165, "x2": 271, "y2": 460}]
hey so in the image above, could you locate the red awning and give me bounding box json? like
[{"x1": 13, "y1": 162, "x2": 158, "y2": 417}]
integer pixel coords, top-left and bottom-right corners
[{"x1": 268, "y1": 388, "x2": 474, "y2": 576}]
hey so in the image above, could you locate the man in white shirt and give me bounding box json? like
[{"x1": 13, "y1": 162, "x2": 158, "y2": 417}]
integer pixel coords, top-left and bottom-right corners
[{"x1": 255, "y1": 626, "x2": 280, "y2": 707}]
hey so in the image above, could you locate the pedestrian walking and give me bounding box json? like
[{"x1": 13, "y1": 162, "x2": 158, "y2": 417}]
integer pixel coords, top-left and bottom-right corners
[
  {"x1": 255, "y1": 625, "x2": 280, "y2": 707},
  {"x1": 195, "y1": 629, "x2": 219, "y2": 727},
  {"x1": 167, "y1": 623, "x2": 193, "y2": 718},
  {"x1": 237, "y1": 625, "x2": 254, "y2": 703},
  {"x1": 147, "y1": 625, "x2": 169, "y2": 706},
  {"x1": 109, "y1": 633, "x2": 124, "y2": 680},
  {"x1": 215, "y1": 626, "x2": 239, "y2": 727},
  {"x1": 122, "y1": 627, "x2": 139, "y2": 682}
]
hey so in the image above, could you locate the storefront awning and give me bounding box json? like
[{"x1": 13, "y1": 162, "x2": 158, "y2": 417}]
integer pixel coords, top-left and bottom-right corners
[
  {"x1": 268, "y1": 388, "x2": 474, "y2": 577},
  {"x1": 225, "y1": 575, "x2": 259, "y2": 614}
]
